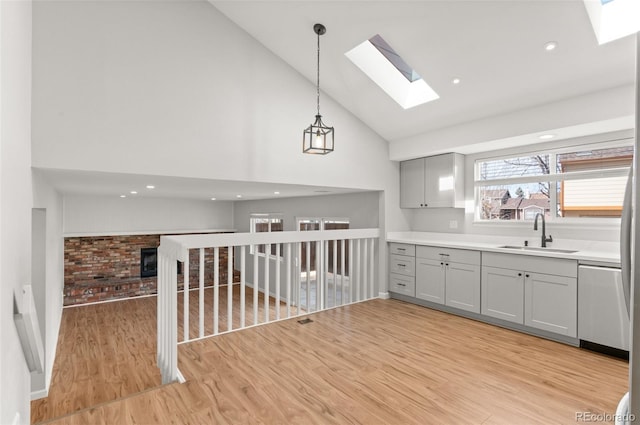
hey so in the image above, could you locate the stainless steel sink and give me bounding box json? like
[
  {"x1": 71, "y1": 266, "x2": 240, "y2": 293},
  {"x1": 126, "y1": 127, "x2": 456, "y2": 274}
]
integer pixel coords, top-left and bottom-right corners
[{"x1": 497, "y1": 245, "x2": 579, "y2": 254}]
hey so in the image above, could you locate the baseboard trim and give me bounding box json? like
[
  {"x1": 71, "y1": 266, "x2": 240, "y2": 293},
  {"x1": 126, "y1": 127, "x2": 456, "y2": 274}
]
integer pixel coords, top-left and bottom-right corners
[
  {"x1": 378, "y1": 291, "x2": 390, "y2": 300},
  {"x1": 31, "y1": 388, "x2": 48, "y2": 400}
]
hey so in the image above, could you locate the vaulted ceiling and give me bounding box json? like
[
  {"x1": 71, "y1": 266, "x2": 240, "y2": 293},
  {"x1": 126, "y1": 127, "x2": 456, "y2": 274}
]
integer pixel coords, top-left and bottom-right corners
[{"x1": 212, "y1": 0, "x2": 636, "y2": 146}]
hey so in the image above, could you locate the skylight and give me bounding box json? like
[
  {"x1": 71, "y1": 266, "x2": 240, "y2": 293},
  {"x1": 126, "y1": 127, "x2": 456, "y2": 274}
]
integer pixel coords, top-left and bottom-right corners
[
  {"x1": 583, "y1": 0, "x2": 640, "y2": 44},
  {"x1": 345, "y1": 34, "x2": 439, "y2": 109}
]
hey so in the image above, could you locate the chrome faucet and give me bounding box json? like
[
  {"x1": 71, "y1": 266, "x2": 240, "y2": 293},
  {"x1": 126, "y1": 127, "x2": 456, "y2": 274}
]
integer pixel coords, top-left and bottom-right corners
[{"x1": 533, "y1": 213, "x2": 553, "y2": 247}]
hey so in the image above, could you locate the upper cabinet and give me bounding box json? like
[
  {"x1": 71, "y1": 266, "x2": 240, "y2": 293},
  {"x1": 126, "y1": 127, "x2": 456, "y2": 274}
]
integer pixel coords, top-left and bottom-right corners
[{"x1": 400, "y1": 153, "x2": 465, "y2": 208}]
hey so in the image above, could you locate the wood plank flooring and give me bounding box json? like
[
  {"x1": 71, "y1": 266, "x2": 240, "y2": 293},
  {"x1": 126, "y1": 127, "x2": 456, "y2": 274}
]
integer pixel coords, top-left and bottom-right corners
[
  {"x1": 31, "y1": 285, "x2": 286, "y2": 424},
  {"x1": 42, "y1": 299, "x2": 628, "y2": 425}
]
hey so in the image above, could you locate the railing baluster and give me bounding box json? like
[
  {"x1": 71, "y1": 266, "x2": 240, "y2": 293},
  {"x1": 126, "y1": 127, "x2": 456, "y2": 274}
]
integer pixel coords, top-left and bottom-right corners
[
  {"x1": 275, "y1": 243, "x2": 281, "y2": 320},
  {"x1": 363, "y1": 238, "x2": 368, "y2": 302},
  {"x1": 369, "y1": 238, "x2": 375, "y2": 299},
  {"x1": 253, "y1": 245, "x2": 259, "y2": 325},
  {"x1": 199, "y1": 248, "x2": 205, "y2": 339},
  {"x1": 264, "y1": 244, "x2": 270, "y2": 323},
  {"x1": 169, "y1": 257, "x2": 178, "y2": 383},
  {"x1": 318, "y1": 240, "x2": 323, "y2": 311},
  {"x1": 286, "y1": 243, "x2": 291, "y2": 318},
  {"x1": 157, "y1": 253, "x2": 163, "y2": 371},
  {"x1": 340, "y1": 239, "x2": 345, "y2": 306},
  {"x1": 355, "y1": 240, "x2": 361, "y2": 302},
  {"x1": 348, "y1": 239, "x2": 353, "y2": 304},
  {"x1": 227, "y1": 246, "x2": 233, "y2": 332},
  {"x1": 240, "y1": 246, "x2": 246, "y2": 329},
  {"x1": 297, "y1": 242, "x2": 302, "y2": 316},
  {"x1": 306, "y1": 241, "x2": 311, "y2": 312},
  {"x1": 213, "y1": 247, "x2": 219, "y2": 335},
  {"x1": 333, "y1": 239, "x2": 337, "y2": 307},
  {"x1": 183, "y1": 255, "x2": 189, "y2": 342}
]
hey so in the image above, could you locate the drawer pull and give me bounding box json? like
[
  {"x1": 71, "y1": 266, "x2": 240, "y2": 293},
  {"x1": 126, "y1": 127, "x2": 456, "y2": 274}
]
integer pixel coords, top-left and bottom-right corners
[
  {"x1": 397, "y1": 283, "x2": 406, "y2": 287},
  {"x1": 397, "y1": 248, "x2": 406, "y2": 251},
  {"x1": 397, "y1": 263, "x2": 406, "y2": 267},
  {"x1": 439, "y1": 253, "x2": 450, "y2": 257}
]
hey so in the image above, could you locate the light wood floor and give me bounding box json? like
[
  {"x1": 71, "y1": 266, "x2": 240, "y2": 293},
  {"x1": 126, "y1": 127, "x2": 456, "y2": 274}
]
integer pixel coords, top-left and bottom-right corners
[
  {"x1": 41, "y1": 299, "x2": 628, "y2": 425},
  {"x1": 31, "y1": 285, "x2": 286, "y2": 424}
]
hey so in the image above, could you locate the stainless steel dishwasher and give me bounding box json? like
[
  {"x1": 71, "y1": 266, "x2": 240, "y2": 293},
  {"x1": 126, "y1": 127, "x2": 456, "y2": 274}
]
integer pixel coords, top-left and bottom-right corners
[{"x1": 578, "y1": 264, "x2": 629, "y2": 351}]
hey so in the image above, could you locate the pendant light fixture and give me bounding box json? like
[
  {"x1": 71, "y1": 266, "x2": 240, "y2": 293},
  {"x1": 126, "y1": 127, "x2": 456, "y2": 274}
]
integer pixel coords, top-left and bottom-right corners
[{"x1": 303, "y1": 23, "x2": 334, "y2": 155}]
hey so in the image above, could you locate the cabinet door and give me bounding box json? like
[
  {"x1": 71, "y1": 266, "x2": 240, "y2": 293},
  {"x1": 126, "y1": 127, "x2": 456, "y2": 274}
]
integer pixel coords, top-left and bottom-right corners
[
  {"x1": 400, "y1": 158, "x2": 425, "y2": 208},
  {"x1": 525, "y1": 272, "x2": 577, "y2": 337},
  {"x1": 445, "y1": 262, "x2": 480, "y2": 313},
  {"x1": 416, "y1": 258, "x2": 445, "y2": 304},
  {"x1": 481, "y1": 266, "x2": 524, "y2": 324},
  {"x1": 424, "y1": 154, "x2": 455, "y2": 208}
]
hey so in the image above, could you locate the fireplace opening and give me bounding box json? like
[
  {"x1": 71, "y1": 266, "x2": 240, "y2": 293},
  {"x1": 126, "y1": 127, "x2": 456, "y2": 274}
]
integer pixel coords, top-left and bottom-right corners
[{"x1": 140, "y1": 248, "x2": 157, "y2": 278}]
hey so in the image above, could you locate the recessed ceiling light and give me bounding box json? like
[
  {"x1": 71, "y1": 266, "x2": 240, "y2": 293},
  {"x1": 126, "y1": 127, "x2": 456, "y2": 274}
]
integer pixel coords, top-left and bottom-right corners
[
  {"x1": 120, "y1": 195, "x2": 126, "y2": 198},
  {"x1": 146, "y1": 185, "x2": 155, "y2": 189},
  {"x1": 236, "y1": 195, "x2": 242, "y2": 198},
  {"x1": 452, "y1": 78, "x2": 461, "y2": 85},
  {"x1": 544, "y1": 41, "x2": 557, "y2": 51},
  {"x1": 210, "y1": 197, "x2": 216, "y2": 201},
  {"x1": 274, "y1": 191, "x2": 280, "y2": 195},
  {"x1": 130, "y1": 191, "x2": 137, "y2": 195},
  {"x1": 539, "y1": 134, "x2": 555, "y2": 140}
]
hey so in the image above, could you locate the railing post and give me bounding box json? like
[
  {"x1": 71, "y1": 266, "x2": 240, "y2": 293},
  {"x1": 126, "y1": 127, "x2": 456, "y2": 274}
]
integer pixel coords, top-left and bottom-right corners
[
  {"x1": 183, "y1": 255, "x2": 189, "y2": 342},
  {"x1": 227, "y1": 245, "x2": 233, "y2": 332}
]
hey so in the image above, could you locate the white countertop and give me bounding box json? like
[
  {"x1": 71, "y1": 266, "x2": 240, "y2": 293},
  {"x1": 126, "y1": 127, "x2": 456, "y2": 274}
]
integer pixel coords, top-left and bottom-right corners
[{"x1": 386, "y1": 231, "x2": 620, "y2": 267}]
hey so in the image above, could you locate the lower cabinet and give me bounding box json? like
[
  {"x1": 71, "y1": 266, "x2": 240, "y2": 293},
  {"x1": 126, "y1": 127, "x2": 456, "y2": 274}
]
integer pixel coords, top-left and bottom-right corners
[
  {"x1": 390, "y1": 244, "x2": 579, "y2": 341},
  {"x1": 415, "y1": 258, "x2": 445, "y2": 304},
  {"x1": 525, "y1": 272, "x2": 577, "y2": 337},
  {"x1": 481, "y1": 266, "x2": 524, "y2": 324},
  {"x1": 389, "y1": 243, "x2": 416, "y2": 297},
  {"x1": 415, "y1": 246, "x2": 480, "y2": 313},
  {"x1": 481, "y1": 252, "x2": 577, "y2": 338}
]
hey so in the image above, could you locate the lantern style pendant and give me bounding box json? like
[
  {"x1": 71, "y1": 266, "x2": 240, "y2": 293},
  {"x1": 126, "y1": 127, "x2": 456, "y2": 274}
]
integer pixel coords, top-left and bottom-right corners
[{"x1": 303, "y1": 23, "x2": 334, "y2": 155}]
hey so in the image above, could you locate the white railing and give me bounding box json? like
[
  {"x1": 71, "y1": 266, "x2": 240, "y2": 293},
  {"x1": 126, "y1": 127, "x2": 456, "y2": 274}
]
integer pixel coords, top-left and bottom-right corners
[{"x1": 157, "y1": 228, "x2": 379, "y2": 384}]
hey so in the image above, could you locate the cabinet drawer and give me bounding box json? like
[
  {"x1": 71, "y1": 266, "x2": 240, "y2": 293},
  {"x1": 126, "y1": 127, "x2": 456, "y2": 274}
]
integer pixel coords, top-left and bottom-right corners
[
  {"x1": 416, "y1": 245, "x2": 480, "y2": 266},
  {"x1": 389, "y1": 273, "x2": 415, "y2": 296},
  {"x1": 482, "y1": 252, "x2": 577, "y2": 278},
  {"x1": 390, "y1": 254, "x2": 415, "y2": 276},
  {"x1": 389, "y1": 243, "x2": 415, "y2": 256}
]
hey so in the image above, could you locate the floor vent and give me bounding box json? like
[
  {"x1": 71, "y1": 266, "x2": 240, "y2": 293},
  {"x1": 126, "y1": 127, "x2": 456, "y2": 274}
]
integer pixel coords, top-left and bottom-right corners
[{"x1": 297, "y1": 318, "x2": 313, "y2": 325}]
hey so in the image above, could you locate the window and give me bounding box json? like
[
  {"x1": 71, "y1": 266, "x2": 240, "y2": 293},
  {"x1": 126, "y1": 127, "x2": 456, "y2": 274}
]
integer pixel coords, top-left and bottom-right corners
[
  {"x1": 250, "y1": 214, "x2": 284, "y2": 258},
  {"x1": 476, "y1": 142, "x2": 632, "y2": 222},
  {"x1": 297, "y1": 218, "x2": 350, "y2": 275}
]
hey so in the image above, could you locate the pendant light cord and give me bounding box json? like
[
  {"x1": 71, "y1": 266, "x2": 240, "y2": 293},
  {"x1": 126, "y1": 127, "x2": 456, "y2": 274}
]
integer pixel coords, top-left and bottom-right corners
[{"x1": 316, "y1": 30, "x2": 321, "y2": 116}]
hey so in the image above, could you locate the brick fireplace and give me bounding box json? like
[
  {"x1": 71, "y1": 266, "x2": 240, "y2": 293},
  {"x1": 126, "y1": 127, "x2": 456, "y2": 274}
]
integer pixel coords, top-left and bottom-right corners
[{"x1": 64, "y1": 233, "x2": 239, "y2": 306}]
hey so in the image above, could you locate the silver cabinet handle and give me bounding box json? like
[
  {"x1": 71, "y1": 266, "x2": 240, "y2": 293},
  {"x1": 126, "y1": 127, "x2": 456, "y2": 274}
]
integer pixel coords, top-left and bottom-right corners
[
  {"x1": 397, "y1": 263, "x2": 406, "y2": 268},
  {"x1": 397, "y1": 283, "x2": 406, "y2": 287}
]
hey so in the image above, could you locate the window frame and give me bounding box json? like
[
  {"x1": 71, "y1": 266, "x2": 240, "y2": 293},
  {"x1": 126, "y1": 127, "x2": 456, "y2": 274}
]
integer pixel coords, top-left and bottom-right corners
[
  {"x1": 473, "y1": 138, "x2": 633, "y2": 225},
  {"x1": 249, "y1": 213, "x2": 284, "y2": 260}
]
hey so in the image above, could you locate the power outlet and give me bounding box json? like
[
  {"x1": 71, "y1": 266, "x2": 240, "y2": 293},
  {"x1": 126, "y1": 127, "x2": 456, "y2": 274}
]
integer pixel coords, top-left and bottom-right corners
[{"x1": 449, "y1": 220, "x2": 458, "y2": 229}]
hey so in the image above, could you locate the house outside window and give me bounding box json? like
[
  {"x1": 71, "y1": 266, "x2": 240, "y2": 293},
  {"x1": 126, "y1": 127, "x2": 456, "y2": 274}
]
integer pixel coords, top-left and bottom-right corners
[{"x1": 476, "y1": 142, "x2": 632, "y2": 222}]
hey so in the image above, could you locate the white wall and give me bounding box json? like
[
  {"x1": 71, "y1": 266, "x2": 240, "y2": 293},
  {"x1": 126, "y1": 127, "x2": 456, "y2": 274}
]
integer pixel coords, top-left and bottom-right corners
[
  {"x1": 63, "y1": 195, "x2": 234, "y2": 235},
  {"x1": 0, "y1": 0, "x2": 34, "y2": 423},
  {"x1": 31, "y1": 0, "x2": 410, "y2": 292},
  {"x1": 233, "y1": 192, "x2": 380, "y2": 232},
  {"x1": 410, "y1": 130, "x2": 633, "y2": 243},
  {"x1": 390, "y1": 84, "x2": 635, "y2": 160},
  {"x1": 31, "y1": 172, "x2": 64, "y2": 400}
]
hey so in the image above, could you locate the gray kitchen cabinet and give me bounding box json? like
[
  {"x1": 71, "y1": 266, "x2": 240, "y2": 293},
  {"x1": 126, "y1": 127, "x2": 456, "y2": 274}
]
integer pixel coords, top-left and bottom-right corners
[
  {"x1": 416, "y1": 246, "x2": 480, "y2": 312},
  {"x1": 525, "y1": 272, "x2": 577, "y2": 337},
  {"x1": 481, "y1": 266, "x2": 524, "y2": 324},
  {"x1": 399, "y1": 153, "x2": 464, "y2": 209},
  {"x1": 415, "y1": 258, "x2": 445, "y2": 304},
  {"x1": 388, "y1": 243, "x2": 416, "y2": 297},
  {"x1": 482, "y1": 252, "x2": 577, "y2": 337}
]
